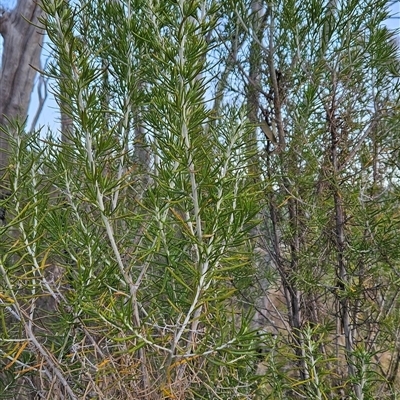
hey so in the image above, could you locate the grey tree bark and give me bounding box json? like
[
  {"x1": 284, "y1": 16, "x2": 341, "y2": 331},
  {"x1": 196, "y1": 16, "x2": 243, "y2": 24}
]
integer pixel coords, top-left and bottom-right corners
[{"x1": 0, "y1": 0, "x2": 44, "y2": 195}]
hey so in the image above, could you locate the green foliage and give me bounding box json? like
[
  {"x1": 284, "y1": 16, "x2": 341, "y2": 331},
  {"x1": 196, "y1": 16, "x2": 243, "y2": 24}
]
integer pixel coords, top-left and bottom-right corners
[
  {"x1": 1, "y1": 0, "x2": 400, "y2": 399},
  {"x1": 1, "y1": 1, "x2": 262, "y2": 399}
]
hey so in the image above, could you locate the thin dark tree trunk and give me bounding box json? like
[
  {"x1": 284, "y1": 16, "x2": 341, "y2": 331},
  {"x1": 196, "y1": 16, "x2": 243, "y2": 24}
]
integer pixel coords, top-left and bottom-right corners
[{"x1": 327, "y1": 89, "x2": 362, "y2": 399}]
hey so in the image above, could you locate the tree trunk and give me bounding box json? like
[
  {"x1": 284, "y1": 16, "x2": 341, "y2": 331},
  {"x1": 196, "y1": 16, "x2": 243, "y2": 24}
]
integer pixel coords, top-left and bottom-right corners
[{"x1": 0, "y1": 0, "x2": 44, "y2": 186}]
